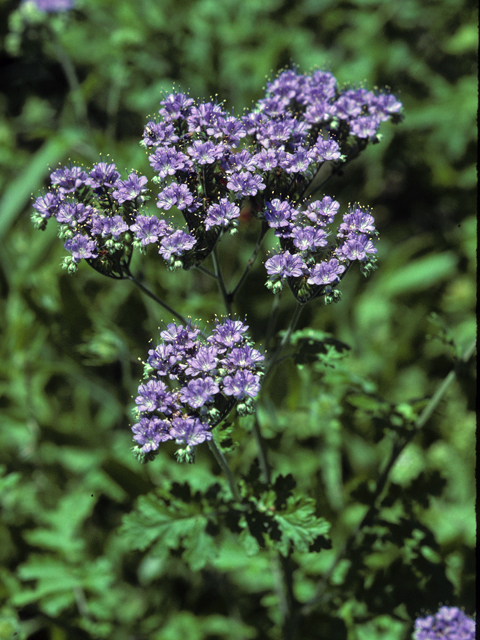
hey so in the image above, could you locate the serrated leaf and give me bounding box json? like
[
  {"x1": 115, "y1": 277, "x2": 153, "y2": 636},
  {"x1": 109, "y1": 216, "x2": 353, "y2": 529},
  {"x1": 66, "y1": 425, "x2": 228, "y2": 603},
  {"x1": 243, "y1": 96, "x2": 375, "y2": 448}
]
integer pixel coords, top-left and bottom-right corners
[
  {"x1": 272, "y1": 496, "x2": 330, "y2": 556},
  {"x1": 120, "y1": 489, "x2": 219, "y2": 570}
]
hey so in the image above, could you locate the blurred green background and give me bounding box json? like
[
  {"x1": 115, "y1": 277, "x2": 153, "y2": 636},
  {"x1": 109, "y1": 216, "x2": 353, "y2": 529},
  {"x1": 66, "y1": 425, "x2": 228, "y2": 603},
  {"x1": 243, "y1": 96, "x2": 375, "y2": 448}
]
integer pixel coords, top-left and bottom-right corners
[{"x1": 0, "y1": 0, "x2": 476, "y2": 638}]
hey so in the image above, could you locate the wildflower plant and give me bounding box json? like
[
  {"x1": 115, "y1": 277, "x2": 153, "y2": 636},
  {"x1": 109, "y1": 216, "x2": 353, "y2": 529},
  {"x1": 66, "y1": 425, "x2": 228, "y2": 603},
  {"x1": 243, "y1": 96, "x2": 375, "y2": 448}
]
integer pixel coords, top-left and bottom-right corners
[{"x1": 29, "y1": 67, "x2": 475, "y2": 638}]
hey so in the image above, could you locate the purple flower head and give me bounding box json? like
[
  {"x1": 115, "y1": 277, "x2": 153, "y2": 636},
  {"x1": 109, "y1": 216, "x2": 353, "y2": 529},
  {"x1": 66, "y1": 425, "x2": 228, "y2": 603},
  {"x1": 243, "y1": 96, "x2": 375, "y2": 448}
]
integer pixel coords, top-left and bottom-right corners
[
  {"x1": 350, "y1": 115, "x2": 380, "y2": 139},
  {"x1": 25, "y1": 0, "x2": 75, "y2": 12},
  {"x1": 264, "y1": 199, "x2": 296, "y2": 230},
  {"x1": 223, "y1": 370, "x2": 261, "y2": 400},
  {"x1": 307, "y1": 259, "x2": 346, "y2": 286},
  {"x1": 226, "y1": 171, "x2": 265, "y2": 197},
  {"x1": 335, "y1": 234, "x2": 377, "y2": 262},
  {"x1": 265, "y1": 251, "x2": 306, "y2": 281},
  {"x1": 414, "y1": 606, "x2": 476, "y2": 640},
  {"x1": 159, "y1": 93, "x2": 195, "y2": 120},
  {"x1": 170, "y1": 417, "x2": 212, "y2": 446},
  {"x1": 142, "y1": 120, "x2": 178, "y2": 148},
  {"x1": 180, "y1": 377, "x2": 220, "y2": 408},
  {"x1": 132, "y1": 416, "x2": 172, "y2": 452},
  {"x1": 208, "y1": 318, "x2": 249, "y2": 350},
  {"x1": 185, "y1": 345, "x2": 218, "y2": 376},
  {"x1": 112, "y1": 173, "x2": 148, "y2": 204},
  {"x1": 64, "y1": 234, "x2": 98, "y2": 263},
  {"x1": 157, "y1": 182, "x2": 195, "y2": 211},
  {"x1": 130, "y1": 215, "x2": 170, "y2": 246},
  {"x1": 86, "y1": 162, "x2": 120, "y2": 190},
  {"x1": 187, "y1": 140, "x2": 224, "y2": 165},
  {"x1": 159, "y1": 229, "x2": 196, "y2": 263},
  {"x1": 204, "y1": 198, "x2": 240, "y2": 230},
  {"x1": 135, "y1": 379, "x2": 175, "y2": 414},
  {"x1": 337, "y1": 206, "x2": 376, "y2": 238},
  {"x1": 305, "y1": 197, "x2": 340, "y2": 225},
  {"x1": 33, "y1": 192, "x2": 61, "y2": 220},
  {"x1": 56, "y1": 202, "x2": 91, "y2": 227},
  {"x1": 149, "y1": 146, "x2": 192, "y2": 180},
  {"x1": 50, "y1": 166, "x2": 87, "y2": 194},
  {"x1": 290, "y1": 226, "x2": 328, "y2": 252},
  {"x1": 132, "y1": 318, "x2": 263, "y2": 457},
  {"x1": 100, "y1": 215, "x2": 129, "y2": 240}
]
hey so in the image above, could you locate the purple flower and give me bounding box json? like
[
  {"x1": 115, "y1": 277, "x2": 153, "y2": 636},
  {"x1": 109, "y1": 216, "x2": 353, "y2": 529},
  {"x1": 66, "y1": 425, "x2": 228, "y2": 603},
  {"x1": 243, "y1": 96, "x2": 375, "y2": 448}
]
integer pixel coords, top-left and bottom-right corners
[
  {"x1": 185, "y1": 346, "x2": 218, "y2": 376},
  {"x1": 25, "y1": 0, "x2": 75, "y2": 12},
  {"x1": 305, "y1": 197, "x2": 340, "y2": 225},
  {"x1": 56, "y1": 202, "x2": 91, "y2": 227},
  {"x1": 265, "y1": 252, "x2": 306, "y2": 281},
  {"x1": 159, "y1": 93, "x2": 195, "y2": 120},
  {"x1": 132, "y1": 318, "x2": 263, "y2": 457},
  {"x1": 135, "y1": 379, "x2": 175, "y2": 414},
  {"x1": 64, "y1": 234, "x2": 98, "y2": 263},
  {"x1": 264, "y1": 199, "x2": 295, "y2": 230},
  {"x1": 335, "y1": 234, "x2": 377, "y2": 261},
  {"x1": 223, "y1": 370, "x2": 261, "y2": 400},
  {"x1": 204, "y1": 198, "x2": 240, "y2": 230},
  {"x1": 350, "y1": 116, "x2": 380, "y2": 139},
  {"x1": 50, "y1": 166, "x2": 87, "y2": 193},
  {"x1": 170, "y1": 417, "x2": 212, "y2": 446},
  {"x1": 149, "y1": 147, "x2": 192, "y2": 179},
  {"x1": 226, "y1": 171, "x2": 265, "y2": 197},
  {"x1": 159, "y1": 229, "x2": 196, "y2": 262},
  {"x1": 307, "y1": 259, "x2": 346, "y2": 286},
  {"x1": 337, "y1": 206, "x2": 376, "y2": 237},
  {"x1": 142, "y1": 121, "x2": 178, "y2": 148},
  {"x1": 32, "y1": 192, "x2": 61, "y2": 219},
  {"x1": 225, "y1": 345, "x2": 265, "y2": 369},
  {"x1": 112, "y1": 173, "x2": 148, "y2": 204},
  {"x1": 208, "y1": 318, "x2": 249, "y2": 350},
  {"x1": 187, "y1": 140, "x2": 224, "y2": 165},
  {"x1": 157, "y1": 182, "x2": 195, "y2": 211},
  {"x1": 180, "y1": 377, "x2": 220, "y2": 408},
  {"x1": 132, "y1": 416, "x2": 172, "y2": 452},
  {"x1": 290, "y1": 226, "x2": 328, "y2": 252},
  {"x1": 414, "y1": 606, "x2": 476, "y2": 640},
  {"x1": 130, "y1": 215, "x2": 170, "y2": 246},
  {"x1": 86, "y1": 162, "x2": 120, "y2": 190}
]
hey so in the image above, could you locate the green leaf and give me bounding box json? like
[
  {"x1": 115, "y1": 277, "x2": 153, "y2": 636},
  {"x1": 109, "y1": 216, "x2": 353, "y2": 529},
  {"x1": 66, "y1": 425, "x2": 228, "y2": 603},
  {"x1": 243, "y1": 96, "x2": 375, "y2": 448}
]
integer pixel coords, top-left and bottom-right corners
[
  {"x1": 120, "y1": 488, "x2": 220, "y2": 571},
  {"x1": 272, "y1": 495, "x2": 331, "y2": 556}
]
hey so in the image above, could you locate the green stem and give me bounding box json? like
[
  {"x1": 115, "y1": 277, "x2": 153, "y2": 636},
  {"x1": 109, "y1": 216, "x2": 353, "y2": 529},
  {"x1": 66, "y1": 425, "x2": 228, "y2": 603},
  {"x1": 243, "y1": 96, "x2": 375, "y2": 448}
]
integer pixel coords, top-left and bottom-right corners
[
  {"x1": 212, "y1": 247, "x2": 232, "y2": 315},
  {"x1": 230, "y1": 221, "x2": 269, "y2": 301},
  {"x1": 264, "y1": 302, "x2": 303, "y2": 385},
  {"x1": 207, "y1": 439, "x2": 241, "y2": 502},
  {"x1": 125, "y1": 271, "x2": 188, "y2": 325},
  {"x1": 300, "y1": 337, "x2": 477, "y2": 615}
]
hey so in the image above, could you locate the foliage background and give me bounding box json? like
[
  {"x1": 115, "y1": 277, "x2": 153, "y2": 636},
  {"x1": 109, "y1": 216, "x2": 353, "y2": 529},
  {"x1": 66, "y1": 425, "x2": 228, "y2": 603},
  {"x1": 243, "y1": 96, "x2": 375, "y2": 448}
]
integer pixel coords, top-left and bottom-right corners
[{"x1": 0, "y1": 0, "x2": 476, "y2": 638}]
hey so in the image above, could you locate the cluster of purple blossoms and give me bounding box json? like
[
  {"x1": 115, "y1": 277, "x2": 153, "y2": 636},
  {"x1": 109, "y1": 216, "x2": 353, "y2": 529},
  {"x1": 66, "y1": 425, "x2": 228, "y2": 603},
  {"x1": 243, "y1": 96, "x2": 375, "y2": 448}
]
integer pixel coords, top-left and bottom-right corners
[
  {"x1": 131, "y1": 318, "x2": 264, "y2": 463},
  {"x1": 414, "y1": 606, "x2": 476, "y2": 640},
  {"x1": 32, "y1": 68, "x2": 401, "y2": 291},
  {"x1": 139, "y1": 68, "x2": 400, "y2": 293},
  {"x1": 264, "y1": 199, "x2": 378, "y2": 302},
  {"x1": 22, "y1": 0, "x2": 75, "y2": 12},
  {"x1": 31, "y1": 161, "x2": 172, "y2": 276}
]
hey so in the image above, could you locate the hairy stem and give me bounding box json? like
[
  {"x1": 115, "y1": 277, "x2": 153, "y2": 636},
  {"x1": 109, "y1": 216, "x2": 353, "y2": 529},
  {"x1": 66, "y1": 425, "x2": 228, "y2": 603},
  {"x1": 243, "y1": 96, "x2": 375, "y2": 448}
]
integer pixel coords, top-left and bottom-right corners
[
  {"x1": 212, "y1": 246, "x2": 232, "y2": 315},
  {"x1": 230, "y1": 221, "x2": 269, "y2": 300},
  {"x1": 207, "y1": 439, "x2": 241, "y2": 502},
  {"x1": 125, "y1": 271, "x2": 188, "y2": 325}
]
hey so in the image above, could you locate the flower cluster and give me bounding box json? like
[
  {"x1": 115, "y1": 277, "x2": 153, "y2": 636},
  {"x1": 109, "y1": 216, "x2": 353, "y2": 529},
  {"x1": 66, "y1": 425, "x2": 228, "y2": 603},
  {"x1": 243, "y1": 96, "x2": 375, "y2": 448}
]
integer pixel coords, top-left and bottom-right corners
[
  {"x1": 32, "y1": 68, "x2": 402, "y2": 296},
  {"x1": 414, "y1": 606, "x2": 476, "y2": 640},
  {"x1": 31, "y1": 162, "x2": 152, "y2": 276},
  {"x1": 22, "y1": 0, "x2": 75, "y2": 12},
  {"x1": 131, "y1": 319, "x2": 264, "y2": 463},
  {"x1": 264, "y1": 199, "x2": 378, "y2": 302}
]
